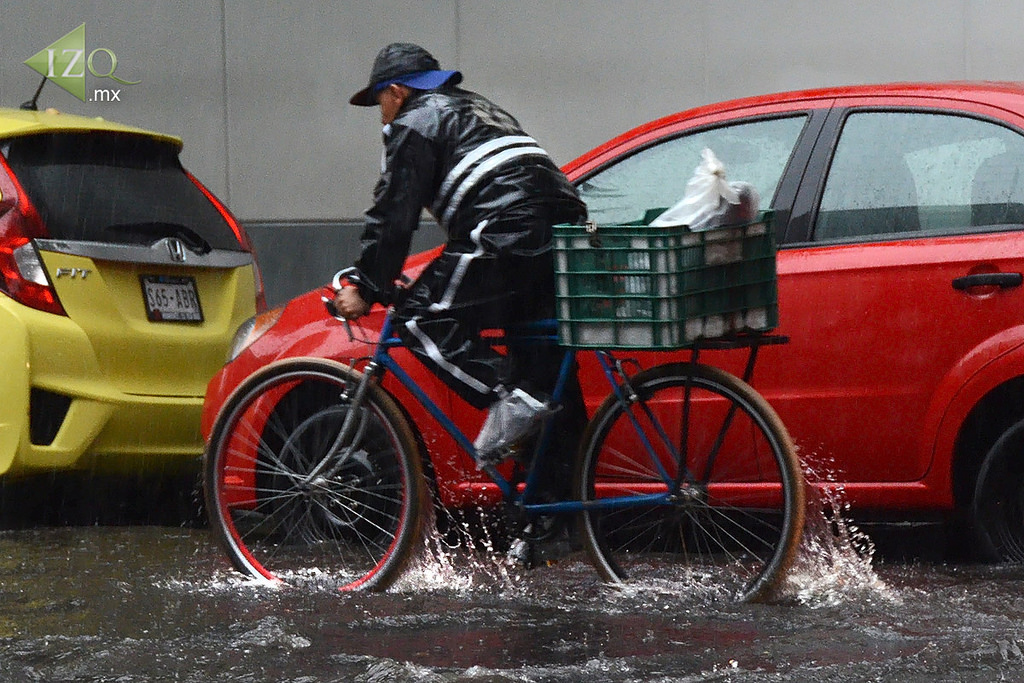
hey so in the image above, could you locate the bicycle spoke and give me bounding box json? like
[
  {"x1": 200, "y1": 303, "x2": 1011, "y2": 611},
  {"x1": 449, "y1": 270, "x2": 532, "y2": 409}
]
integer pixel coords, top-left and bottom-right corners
[
  {"x1": 577, "y1": 362, "x2": 804, "y2": 601},
  {"x1": 205, "y1": 360, "x2": 425, "y2": 591}
]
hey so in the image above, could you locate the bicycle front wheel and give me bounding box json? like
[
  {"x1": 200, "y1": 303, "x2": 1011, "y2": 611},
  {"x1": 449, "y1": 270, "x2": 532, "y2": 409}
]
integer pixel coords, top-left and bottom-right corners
[
  {"x1": 204, "y1": 358, "x2": 427, "y2": 591},
  {"x1": 576, "y1": 362, "x2": 804, "y2": 602}
]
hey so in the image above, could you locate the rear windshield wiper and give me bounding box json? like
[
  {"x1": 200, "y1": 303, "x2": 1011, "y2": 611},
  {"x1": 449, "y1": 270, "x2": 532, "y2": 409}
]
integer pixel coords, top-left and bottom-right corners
[{"x1": 106, "y1": 222, "x2": 213, "y2": 255}]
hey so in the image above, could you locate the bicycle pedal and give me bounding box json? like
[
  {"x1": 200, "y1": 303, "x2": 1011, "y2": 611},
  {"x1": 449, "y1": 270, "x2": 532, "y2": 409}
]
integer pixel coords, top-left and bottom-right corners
[{"x1": 474, "y1": 444, "x2": 517, "y2": 470}]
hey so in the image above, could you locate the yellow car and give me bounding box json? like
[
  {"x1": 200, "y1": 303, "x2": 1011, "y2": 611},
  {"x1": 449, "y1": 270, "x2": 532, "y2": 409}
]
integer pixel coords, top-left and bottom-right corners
[{"x1": 0, "y1": 107, "x2": 262, "y2": 478}]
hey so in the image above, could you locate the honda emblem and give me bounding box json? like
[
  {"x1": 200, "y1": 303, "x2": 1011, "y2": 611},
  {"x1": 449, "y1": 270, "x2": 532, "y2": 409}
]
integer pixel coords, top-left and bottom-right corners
[{"x1": 166, "y1": 238, "x2": 187, "y2": 263}]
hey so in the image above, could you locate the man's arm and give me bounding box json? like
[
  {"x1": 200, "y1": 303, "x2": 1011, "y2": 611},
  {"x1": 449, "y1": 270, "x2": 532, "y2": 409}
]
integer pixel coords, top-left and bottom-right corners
[{"x1": 348, "y1": 122, "x2": 437, "y2": 307}]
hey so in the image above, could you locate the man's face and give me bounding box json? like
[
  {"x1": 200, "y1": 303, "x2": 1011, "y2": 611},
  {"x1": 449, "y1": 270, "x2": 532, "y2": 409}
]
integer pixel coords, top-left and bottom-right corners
[{"x1": 377, "y1": 84, "x2": 407, "y2": 125}]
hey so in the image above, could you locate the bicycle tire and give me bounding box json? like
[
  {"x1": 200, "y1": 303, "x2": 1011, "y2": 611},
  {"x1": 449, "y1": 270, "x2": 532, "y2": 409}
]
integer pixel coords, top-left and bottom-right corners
[
  {"x1": 203, "y1": 357, "x2": 427, "y2": 591},
  {"x1": 575, "y1": 362, "x2": 804, "y2": 602}
]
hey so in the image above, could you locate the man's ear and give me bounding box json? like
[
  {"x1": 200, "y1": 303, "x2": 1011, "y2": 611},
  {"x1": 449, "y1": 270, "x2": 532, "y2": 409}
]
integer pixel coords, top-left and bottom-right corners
[{"x1": 392, "y1": 84, "x2": 411, "y2": 104}]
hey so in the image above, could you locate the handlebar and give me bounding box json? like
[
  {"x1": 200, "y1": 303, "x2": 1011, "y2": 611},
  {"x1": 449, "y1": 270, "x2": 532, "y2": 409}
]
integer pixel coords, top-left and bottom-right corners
[
  {"x1": 331, "y1": 267, "x2": 358, "y2": 292},
  {"x1": 322, "y1": 267, "x2": 358, "y2": 340}
]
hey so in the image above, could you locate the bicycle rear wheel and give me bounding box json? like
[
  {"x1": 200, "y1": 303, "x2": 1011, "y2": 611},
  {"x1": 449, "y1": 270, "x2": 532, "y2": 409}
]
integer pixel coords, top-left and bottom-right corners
[
  {"x1": 576, "y1": 362, "x2": 804, "y2": 602},
  {"x1": 204, "y1": 358, "x2": 426, "y2": 591}
]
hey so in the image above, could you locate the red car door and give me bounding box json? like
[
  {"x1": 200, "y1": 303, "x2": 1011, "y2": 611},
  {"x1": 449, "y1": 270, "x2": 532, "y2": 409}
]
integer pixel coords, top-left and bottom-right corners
[{"x1": 768, "y1": 103, "x2": 1024, "y2": 488}]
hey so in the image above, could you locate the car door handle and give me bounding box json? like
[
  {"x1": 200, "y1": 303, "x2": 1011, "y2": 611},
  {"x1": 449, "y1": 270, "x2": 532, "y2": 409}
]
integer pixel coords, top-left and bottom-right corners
[{"x1": 952, "y1": 272, "x2": 1024, "y2": 291}]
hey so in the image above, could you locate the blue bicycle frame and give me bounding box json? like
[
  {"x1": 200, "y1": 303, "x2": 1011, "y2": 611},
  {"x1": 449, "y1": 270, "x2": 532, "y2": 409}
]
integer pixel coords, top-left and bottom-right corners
[{"x1": 358, "y1": 310, "x2": 676, "y2": 518}]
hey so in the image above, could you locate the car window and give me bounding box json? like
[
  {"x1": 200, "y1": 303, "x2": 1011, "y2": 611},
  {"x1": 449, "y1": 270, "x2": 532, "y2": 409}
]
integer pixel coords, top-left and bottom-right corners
[
  {"x1": 2, "y1": 132, "x2": 242, "y2": 251},
  {"x1": 814, "y1": 112, "x2": 1024, "y2": 242},
  {"x1": 577, "y1": 116, "x2": 807, "y2": 224}
]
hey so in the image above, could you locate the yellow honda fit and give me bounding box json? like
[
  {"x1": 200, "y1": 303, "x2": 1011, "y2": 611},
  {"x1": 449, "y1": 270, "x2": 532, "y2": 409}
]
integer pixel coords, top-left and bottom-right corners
[{"x1": 0, "y1": 107, "x2": 262, "y2": 477}]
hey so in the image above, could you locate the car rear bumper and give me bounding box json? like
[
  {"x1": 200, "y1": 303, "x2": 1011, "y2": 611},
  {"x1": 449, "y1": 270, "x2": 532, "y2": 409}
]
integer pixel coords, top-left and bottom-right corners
[
  {"x1": 16, "y1": 391, "x2": 205, "y2": 475},
  {"x1": 0, "y1": 297, "x2": 215, "y2": 476}
]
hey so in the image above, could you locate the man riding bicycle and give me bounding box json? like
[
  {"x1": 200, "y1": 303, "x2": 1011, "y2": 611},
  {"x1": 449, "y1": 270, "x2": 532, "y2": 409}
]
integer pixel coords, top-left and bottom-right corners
[{"x1": 335, "y1": 43, "x2": 587, "y2": 464}]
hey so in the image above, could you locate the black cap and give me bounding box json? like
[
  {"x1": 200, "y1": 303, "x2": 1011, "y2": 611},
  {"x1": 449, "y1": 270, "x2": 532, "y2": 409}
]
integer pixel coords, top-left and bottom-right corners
[{"x1": 349, "y1": 43, "x2": 462, "y2": 106}]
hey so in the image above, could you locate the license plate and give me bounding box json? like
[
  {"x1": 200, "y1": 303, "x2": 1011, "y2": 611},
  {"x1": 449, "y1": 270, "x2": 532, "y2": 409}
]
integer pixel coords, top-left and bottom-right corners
[{"x1": 141, "y1": 275, "x2": 203, "y2": 322}]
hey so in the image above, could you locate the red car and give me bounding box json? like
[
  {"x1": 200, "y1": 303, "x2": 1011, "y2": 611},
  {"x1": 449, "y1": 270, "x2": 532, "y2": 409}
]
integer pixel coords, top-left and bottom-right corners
[{"x1": 204, "y1": 82, "x2": 1024, "y2": 561}]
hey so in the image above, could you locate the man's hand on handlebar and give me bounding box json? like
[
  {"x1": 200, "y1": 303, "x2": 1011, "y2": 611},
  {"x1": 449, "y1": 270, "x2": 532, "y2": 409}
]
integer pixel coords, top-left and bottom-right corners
[{"x1": 333, "y1": 286, "x2": 371, "y2": 320}]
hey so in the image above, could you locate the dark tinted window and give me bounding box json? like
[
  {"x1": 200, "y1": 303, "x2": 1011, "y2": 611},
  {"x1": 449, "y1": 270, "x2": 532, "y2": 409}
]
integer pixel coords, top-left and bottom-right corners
[
  {"x1": 3, "y1": 132, "x2": 241, "y2": 251},
  {"x1": 814, "y1": 112, "x2": 1024, "y2": 242}
]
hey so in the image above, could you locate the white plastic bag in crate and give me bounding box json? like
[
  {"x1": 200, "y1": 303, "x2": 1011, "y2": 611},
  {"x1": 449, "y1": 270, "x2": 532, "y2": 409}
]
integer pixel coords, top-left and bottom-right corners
[{"x1": 649, "y1": 149, "x2": 761, "y2": 231}]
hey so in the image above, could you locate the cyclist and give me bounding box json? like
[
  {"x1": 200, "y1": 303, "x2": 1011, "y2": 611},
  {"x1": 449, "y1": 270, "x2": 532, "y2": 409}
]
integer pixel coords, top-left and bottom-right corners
[{"x1": 335, "y1": 43, "x2": 587, "y2": 465}]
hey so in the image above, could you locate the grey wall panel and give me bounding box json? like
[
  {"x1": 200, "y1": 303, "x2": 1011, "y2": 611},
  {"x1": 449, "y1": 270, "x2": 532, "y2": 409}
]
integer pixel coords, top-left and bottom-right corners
[
  {"x1": 455, "y1": 1, "x2": 709, "y2": 166},
  {"x1": 221, "y1": 1, "x2": 458, "y2": 220},
  {"x1": 965, "y1": 0, "x2": 1024, "y2": 75}
]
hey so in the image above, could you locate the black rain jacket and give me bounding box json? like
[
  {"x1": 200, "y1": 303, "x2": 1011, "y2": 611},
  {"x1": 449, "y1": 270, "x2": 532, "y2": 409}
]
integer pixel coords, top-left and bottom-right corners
[{"x1": 350, "y1": 87, "x2": 586, "y2": 305}]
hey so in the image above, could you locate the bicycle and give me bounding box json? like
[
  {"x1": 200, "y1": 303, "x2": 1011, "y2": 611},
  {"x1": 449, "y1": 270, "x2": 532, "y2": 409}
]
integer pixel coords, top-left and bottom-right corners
[
  {"x1": 201, "y1": 211, "x2": 806, "y2": 598},
  {"x1": 203, "y1": 215, "x2": 805, "y2": 601}
]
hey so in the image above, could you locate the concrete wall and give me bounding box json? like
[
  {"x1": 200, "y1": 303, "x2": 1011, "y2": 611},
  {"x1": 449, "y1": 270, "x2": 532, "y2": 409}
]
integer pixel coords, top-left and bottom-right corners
[{"x1": 3, "y1": 1, "x2": 1024, "y2": 303}]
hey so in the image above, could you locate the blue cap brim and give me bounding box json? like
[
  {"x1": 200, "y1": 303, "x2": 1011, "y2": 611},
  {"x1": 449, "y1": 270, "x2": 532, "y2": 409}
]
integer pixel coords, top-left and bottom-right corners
[
  {"x1": 390, "y1": 69, "x2": 461, "y2": 91},
  {"x1": 351, "y1": 69, "x2": 462, "y2": 106}
]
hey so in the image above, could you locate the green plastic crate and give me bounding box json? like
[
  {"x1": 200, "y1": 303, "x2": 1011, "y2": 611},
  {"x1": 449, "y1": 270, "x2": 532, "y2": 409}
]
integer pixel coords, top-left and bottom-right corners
[{"x1": 553, "y1": 211, "x2": 778, "y2": 349}]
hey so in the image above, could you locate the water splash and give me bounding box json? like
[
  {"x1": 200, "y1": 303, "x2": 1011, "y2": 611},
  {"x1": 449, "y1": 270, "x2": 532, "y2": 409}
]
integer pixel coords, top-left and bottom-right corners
[
  {"x1": 158, "y1": 570, "x2": 281, "y2": 596},
  {"x1": 603, "y1": 572, "x2": 736, "y2": 606},
  {"x1": 158, "y1": 506, "x2": 531, "y2": 597},
  {"x1": 228, "y1": 615, "x2": 311, "y2": 650},
  {"x1": 175, "y1": 457, "x2": 897, "y2": 610},
  {"x1": 782, "y1": 455, "x2": 897, "y2": 608},
  {"x1": 392, "y1": 506, "x2": 526, "y2": 595}
]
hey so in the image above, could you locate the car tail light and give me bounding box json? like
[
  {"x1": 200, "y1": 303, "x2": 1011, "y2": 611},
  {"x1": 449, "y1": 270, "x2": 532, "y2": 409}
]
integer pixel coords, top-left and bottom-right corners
[
  {"x1": 186, "y1": 171, "x2": 268, "y2": 313},
  {"x1": 0, "y1": 156, "x2": 66, "y2": 316}
]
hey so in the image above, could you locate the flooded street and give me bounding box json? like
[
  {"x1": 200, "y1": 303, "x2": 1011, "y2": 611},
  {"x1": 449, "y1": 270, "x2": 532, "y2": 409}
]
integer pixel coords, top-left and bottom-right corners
[{"x1": 1, "y1": 483, "x2": 1024, "y2": 683}]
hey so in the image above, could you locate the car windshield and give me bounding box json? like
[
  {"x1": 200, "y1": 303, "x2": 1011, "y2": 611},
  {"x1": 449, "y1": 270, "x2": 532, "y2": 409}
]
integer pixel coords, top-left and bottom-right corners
[{"x1": 2, "y1": 132, "x2": 242, "y2": 251}]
